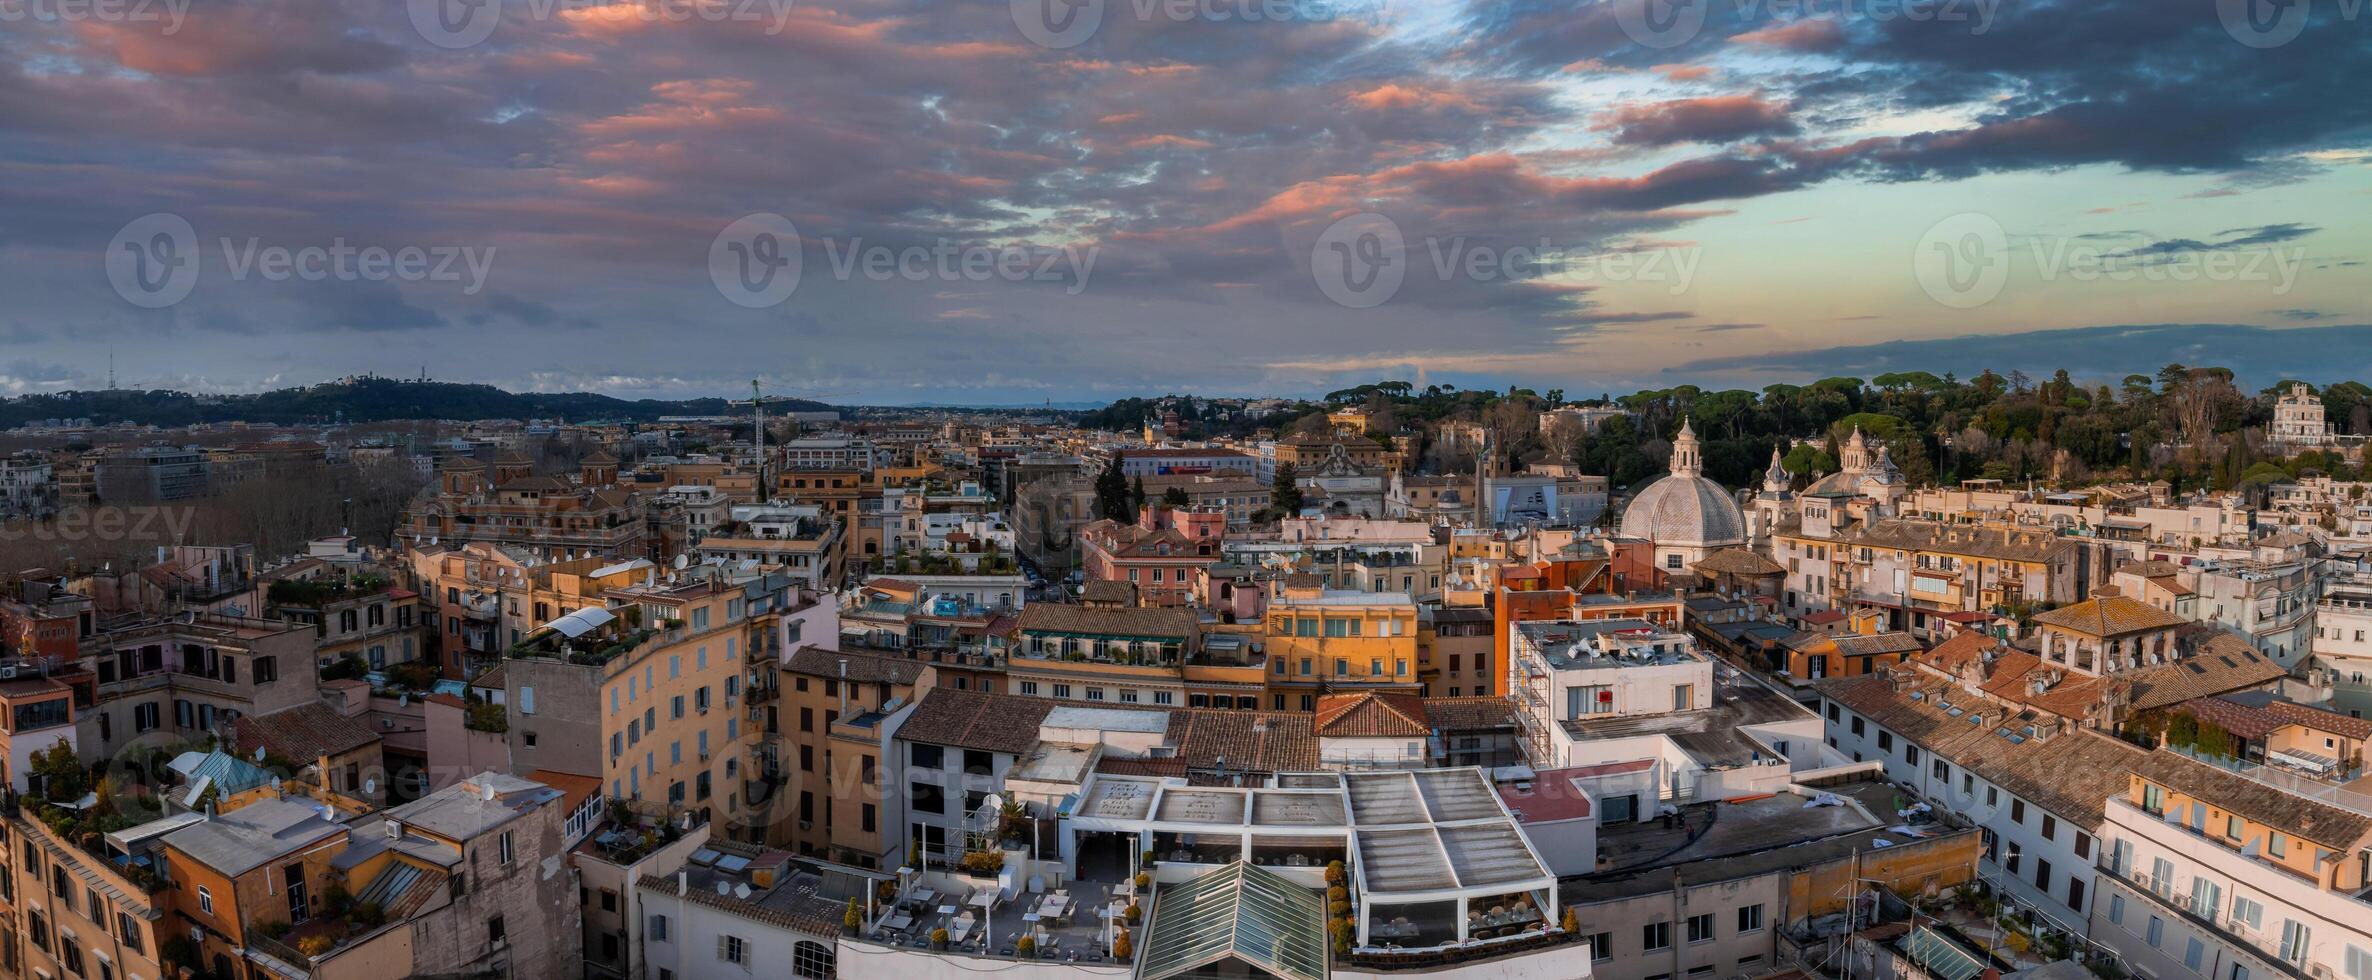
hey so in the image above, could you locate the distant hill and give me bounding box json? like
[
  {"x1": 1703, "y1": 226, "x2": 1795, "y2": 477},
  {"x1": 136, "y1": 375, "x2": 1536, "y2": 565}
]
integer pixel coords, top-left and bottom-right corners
[{"x1": 0, "y1": 378, "x2": 835, "y2": 427}]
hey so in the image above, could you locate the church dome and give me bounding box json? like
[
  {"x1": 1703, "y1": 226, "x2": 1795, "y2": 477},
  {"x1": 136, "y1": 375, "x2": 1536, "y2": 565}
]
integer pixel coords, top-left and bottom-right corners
[
  {"x1": 1617, "y1": 417, "x2": 1747, "y2": 548},
  {"x1": 1619, "y1": 473, "x2": 1747, "y2": 547}
]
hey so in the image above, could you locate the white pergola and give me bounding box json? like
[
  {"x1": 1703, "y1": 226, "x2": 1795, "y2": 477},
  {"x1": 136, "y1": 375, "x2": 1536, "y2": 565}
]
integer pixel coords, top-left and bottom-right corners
[{"x1": 1060, "y1": 767, "x2": 1559, "y2": 950}]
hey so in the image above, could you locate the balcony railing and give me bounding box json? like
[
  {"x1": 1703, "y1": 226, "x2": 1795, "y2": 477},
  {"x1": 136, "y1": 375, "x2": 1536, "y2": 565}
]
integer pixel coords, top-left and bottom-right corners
[{"x1": 2168, "y1": 746, "x2": 2372, "y2": 818}]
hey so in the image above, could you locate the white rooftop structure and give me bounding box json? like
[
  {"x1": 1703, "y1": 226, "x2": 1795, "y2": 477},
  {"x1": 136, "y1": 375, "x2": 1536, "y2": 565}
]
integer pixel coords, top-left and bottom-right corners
[
  {"x1": 1061, "y1": 766, "x2": 1557, "y2": 949},
  {"x1": 542, "y1": 606, "x2": 616, "y2": 639}
]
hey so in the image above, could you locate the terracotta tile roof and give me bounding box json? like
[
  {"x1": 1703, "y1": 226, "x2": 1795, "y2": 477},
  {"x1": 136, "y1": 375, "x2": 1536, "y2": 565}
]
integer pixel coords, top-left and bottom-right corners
[
  {"x1": 2126, "y1": 633, "x2": 2289, "y2": 710},
  {"x1": 1162, "y1": 707, "x2": 1317, "y2": 774},
  {"x1": 1096, "y1": 756, "x2": 1189, "y2": 779},
  {"x1": 233, "y1": 701, "x2": 380, "y2": 764},
  {"x1": 1313, "y1": 692, "x2": 1428, "y2": 738},
  {"x1": 1994, "y1": 662, "x2": 2112, "y2": 719},
  {"x1": 1692, "y1": 548, "x2": 1786, "y2": 577},
  {"x1": 2264, "y1": 700, "x2": 2372, "y2": 740},
  {"x1": 1918, "y1": 631, "x2": 1997, "y2": 673},
  {"x1": 1816, "y1": 673, "x2": 2147, "y2": 825},
  {"x1": 1830, "y1": 632, "x2": 1925, "y2": 658},
  {"x1": 2179, "y1": 697, "x2": 2286, "y2": 741},
  {"x1": 1840, "y1": 520, "x2": 2075, "y2": 564},
  {"x1": 2032, "y1": 595, "x2": 2190, "y2": 638},
  {"x1": 2132, "y1": 750, "x2": 2372, "y2": 851},
  {"x1": 1080, "y1": 580, "x2": 1137, "y2": 605},
  {"x1": 1016, "y1": 603, "x2": 1196, "y2": 639},
  {"x1": 783, "y1": 645, "x2": 926, "y2": 686},
  {"x1": 894, "y1": 689, "x2": 1055, "y2": 754},
  {"x1": 1422, "y1": 697, "x2": 1519, "y2": 731}
]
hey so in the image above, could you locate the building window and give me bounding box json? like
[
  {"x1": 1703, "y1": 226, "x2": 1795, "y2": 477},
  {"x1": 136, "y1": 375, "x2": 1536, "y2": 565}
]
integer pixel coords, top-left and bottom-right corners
[
  {"x1": 720, "y1": 935, "x2": 748, "y2": 965},
  {"x1": 198, "y1": 886, "x2": 214, "y2": 915},
  {"x1": 1686, "y1": 913, "x2": 1714, "y2": 944},
  {"x1": 1737, "y1": 904, "x2": 1764, "y2": 933},
  {"x1": 2281, "y1": 920, "x2": 2311, "y2": 965},
  {"x1": 649, "y1": 914, "x2": 669, "y2": 941},
  {"x1": 1643, "y1": 921, "x2": 1671, "y2": 951},
  {"x1": 793, "y1": 940, "x2": 835, "y2": 979}
]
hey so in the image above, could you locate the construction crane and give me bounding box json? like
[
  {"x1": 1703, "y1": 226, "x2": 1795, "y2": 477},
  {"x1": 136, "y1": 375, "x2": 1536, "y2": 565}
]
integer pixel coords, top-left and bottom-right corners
[{"x1": 732, "y1": 379, "x2": 850, "y2": 494}]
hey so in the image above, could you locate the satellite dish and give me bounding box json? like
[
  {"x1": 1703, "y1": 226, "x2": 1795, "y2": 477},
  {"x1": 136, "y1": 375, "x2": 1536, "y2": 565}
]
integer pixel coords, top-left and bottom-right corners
[
  {"x1": 673, "y1": 554, "x2": 690, "y2": 570},
  {"x1": 733, "y1": 883, "x2": 752, "y2": 900},
  {"x1": 984, "y1": 794, "x2": 1004, "y2": 810},
  {"x1": 364, "y1": 777, "x2": 377, "y2": 794},
  {"x1": 255, "y1": 746, "x2": 267, "y2": 762}
]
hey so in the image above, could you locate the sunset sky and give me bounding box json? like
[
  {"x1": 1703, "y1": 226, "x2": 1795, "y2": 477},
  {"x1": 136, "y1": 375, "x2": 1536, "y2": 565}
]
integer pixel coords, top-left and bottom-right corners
[{"x1": 4, "y1": 0, "x2": 2369, "y2": 403}]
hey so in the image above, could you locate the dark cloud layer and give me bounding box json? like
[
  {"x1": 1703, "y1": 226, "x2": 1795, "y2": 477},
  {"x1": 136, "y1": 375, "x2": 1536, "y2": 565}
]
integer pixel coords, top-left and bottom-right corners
[{"x1": 0, "y1": 0, "x2": 2363, "y2": 400}]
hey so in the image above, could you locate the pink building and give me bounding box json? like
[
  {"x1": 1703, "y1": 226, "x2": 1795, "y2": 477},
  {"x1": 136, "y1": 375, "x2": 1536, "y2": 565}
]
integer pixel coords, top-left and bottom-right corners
[{"x1": 1078, "y1": 505, "x2": 1225, "y2": 607}]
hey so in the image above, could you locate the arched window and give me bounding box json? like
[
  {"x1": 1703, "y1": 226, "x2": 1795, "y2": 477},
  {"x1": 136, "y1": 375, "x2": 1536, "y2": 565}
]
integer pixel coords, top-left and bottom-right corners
[{"x1": 793, "y1": 940, "x2": 835, "y2": 978}]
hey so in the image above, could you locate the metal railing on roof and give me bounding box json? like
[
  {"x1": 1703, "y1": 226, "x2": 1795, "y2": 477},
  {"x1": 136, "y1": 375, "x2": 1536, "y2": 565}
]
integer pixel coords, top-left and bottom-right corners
[{"x1": 2167, "y1": 746, "x2": 2372, "y2": 819}]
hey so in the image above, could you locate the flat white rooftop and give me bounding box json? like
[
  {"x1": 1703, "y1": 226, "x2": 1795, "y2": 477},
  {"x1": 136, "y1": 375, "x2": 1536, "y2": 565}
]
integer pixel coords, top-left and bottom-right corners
[{"x1": 1064, "y1": 766, "x2": 1552, "y2": 901}]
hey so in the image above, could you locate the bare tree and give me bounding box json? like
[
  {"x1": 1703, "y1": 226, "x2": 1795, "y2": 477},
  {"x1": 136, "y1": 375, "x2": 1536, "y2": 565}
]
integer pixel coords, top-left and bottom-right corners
[{"x1": 2166, "y1": 370, "x2": 2239, "y2": 449}]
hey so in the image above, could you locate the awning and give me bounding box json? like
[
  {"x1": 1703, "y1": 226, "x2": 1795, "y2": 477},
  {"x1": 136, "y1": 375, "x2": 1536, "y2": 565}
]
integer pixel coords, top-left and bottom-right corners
[{"x1": 544, "y1": 607, "x2": 616, "y2": 639}]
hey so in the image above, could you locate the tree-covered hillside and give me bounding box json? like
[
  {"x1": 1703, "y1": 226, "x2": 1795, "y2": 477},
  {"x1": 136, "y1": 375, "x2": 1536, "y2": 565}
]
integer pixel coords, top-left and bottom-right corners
[{"x1": 0, "y1": 377, "x2": 834, "y2": 427}]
